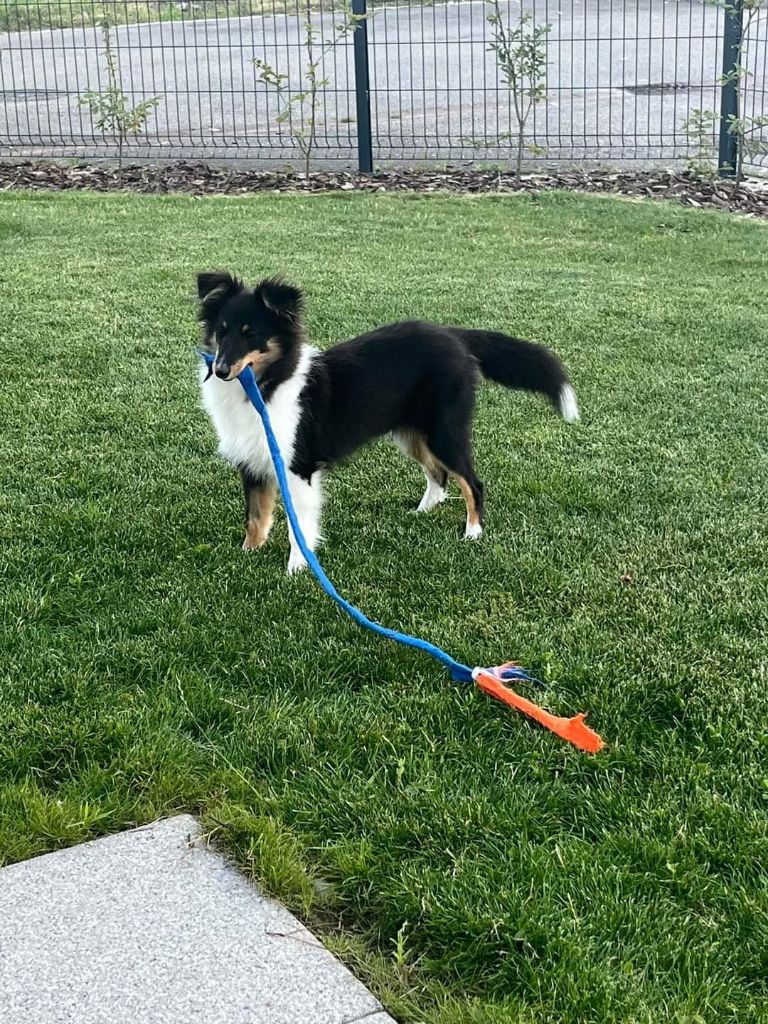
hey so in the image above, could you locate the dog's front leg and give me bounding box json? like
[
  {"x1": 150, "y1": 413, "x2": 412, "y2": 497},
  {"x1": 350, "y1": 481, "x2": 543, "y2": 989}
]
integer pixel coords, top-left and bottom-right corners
[
  {"x1": 241, "y1": 470, "x2": 276, "y2": 551},
  {"x1": 286, "y1": 470, "x2": 324, "y2": 575}
]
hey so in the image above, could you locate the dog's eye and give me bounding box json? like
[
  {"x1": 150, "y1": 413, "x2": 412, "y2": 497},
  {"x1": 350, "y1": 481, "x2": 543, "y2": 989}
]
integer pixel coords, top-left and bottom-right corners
[
  {"x1": 242, "y1": 325, "x2": 252, "y2": 337},
  {"x1": 221, "y1": 321, "x2": 228, "y2": 331}
]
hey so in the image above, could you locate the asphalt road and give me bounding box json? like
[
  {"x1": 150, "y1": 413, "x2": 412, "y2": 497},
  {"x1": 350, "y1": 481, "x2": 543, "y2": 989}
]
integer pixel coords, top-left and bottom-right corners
[{"x1": 1, "y1": 1, "x2": 764, "y2": 168}]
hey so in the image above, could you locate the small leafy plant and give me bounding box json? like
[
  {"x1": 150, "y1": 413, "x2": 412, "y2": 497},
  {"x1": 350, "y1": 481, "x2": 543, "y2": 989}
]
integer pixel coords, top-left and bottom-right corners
[
  {"x1": 726, "y1": 112, "x2": 768, "y2": 181},
  {"x1": 254, "y1": 0, "x2": 365, "y2": 176},
  {"x1": 681, "y1": 108, "x2": 719, "y2": 178},
  {"x1": 681, "y1": 0, "x2": 768, "y2": 183},
  {"x1": 485, "y1": 4, "x2": 551, "y2": 180},
  {"x1": 79, "y1": 14, "x2": 160, "y2": 179}
]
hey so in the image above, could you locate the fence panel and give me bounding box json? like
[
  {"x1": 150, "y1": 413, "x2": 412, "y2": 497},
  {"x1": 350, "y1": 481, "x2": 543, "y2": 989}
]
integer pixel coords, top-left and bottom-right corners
[
  {"x1": 0, "y1": 0, "x2": 766, "y2": 172},
  {"x1": 740, "y1": 0, "x2": 768, "y2": 170},
  {"x1": 0, "y1": 0, "x2": 360, "y2": 162}
]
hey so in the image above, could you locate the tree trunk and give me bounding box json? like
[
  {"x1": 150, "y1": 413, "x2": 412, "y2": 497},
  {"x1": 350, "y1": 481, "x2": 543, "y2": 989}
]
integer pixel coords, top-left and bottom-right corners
[{"x1": 515, "y1": 128, "x2": 524, "y2": 182}]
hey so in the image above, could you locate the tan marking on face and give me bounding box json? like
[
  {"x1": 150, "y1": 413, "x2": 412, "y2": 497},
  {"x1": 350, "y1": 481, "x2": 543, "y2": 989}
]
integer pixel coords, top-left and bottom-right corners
[
  {"x1": 455, "y1": 475, "x2": 480, "y2": 527},
  {"x1": 229, "y1": 338, "x2": 280, "y2": 379},
  {"x1": 243, "y1": 482, "x2": 277, "y2": 550}
]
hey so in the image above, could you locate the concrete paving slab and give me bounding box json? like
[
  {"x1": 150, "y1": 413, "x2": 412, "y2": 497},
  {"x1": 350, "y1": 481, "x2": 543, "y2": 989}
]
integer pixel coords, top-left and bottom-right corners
[{"x1": 0, "y1": 815, "x2": 396, "y2": 1024}]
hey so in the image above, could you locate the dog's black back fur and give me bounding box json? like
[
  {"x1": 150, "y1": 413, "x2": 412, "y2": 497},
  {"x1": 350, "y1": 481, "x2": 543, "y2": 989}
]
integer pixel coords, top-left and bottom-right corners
[{"x1": 293, "y1": 322, "x2": 480, "y2": 487}]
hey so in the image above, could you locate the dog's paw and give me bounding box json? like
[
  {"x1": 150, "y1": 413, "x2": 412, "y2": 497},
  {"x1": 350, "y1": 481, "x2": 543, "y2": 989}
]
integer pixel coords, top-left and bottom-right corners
[
  {"x1": 243, "y1": 520, "x2": 272, "y2": 551},
  {"x1": 287, "y1": 550, "x2": 308, "y2": 575},
  {"x1": 416, "y1": 487, "x2": 446, "y2": 513},
  {"x1": 464, "y1": 522, "x2": 483, "y2": 540}
]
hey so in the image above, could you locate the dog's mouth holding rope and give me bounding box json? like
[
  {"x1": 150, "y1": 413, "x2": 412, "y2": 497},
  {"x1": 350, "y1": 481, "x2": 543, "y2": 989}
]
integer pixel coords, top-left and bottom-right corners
[{"x1": 205, "y1": 342, "x2": 280, "y2": 383}]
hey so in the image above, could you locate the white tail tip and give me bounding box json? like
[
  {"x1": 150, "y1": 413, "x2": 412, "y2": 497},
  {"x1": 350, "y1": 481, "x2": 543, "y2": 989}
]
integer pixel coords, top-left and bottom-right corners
[{"x1": 558, "y1": 383, "x2": 580, "y2": 423}]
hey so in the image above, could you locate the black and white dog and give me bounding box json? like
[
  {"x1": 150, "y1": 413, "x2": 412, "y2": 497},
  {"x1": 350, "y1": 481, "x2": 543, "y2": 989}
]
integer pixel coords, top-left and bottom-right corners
[{"x1": 197, "y1": 272, "x2": 579, "y2": 574}]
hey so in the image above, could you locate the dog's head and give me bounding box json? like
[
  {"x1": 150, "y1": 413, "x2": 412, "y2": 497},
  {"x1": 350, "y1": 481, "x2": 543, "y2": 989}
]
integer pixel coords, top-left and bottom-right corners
[{"x1": 197, "y1": 272, "x2": 303, "y2": 381}]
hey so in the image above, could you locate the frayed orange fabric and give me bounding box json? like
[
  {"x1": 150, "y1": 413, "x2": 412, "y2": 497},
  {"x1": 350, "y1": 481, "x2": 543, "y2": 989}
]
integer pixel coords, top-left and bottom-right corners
[{"x1": 474, "y1": 665, "x2": 605, "y2": 754}]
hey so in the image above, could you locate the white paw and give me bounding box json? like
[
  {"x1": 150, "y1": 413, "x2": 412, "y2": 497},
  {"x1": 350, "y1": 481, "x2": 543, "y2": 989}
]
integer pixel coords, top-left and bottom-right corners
[
  {"x1": 464, "y1": 522, "x2": 483, "y2": 540},
  {"x1": 416, "y1": 486, "x2": 446, "y2": 513},
  {"x1": 287, "y1": 550, "x2": 308, "y2": 575}
]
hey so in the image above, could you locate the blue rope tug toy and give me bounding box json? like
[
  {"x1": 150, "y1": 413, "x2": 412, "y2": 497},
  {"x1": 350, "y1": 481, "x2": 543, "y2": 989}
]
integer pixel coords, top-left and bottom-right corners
[{"x1": 201, "y1": 352, "x2": 605, "y2": 753}]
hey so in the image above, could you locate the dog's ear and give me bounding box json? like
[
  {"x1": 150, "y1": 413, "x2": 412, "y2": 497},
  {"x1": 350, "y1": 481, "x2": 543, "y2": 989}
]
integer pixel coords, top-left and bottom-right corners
[
  {"x1": 197, "y1": 270, "x2": 240, "y2": 301},
  {"x1": 197, "y1": 271, "x2": 243, "y2": 328},
  {"x1": 258, "y1": 277, "x2": 303, "y2": 321}
]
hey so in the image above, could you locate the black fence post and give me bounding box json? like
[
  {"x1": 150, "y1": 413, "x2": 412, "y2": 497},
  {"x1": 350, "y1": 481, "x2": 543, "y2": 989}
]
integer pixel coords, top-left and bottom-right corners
[
  {"x1": 718, "y1": 0, "x2": 744, "y2": 176},
  {"x1": 352, "y1": 0, "x2": 374, "y2": 173}
]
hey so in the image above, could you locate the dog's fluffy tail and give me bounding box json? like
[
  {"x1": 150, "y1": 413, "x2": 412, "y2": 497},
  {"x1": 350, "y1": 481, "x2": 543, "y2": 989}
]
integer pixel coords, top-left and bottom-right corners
[{"x1": 458, "y1": 329, "x2": 579, "y2": 422}]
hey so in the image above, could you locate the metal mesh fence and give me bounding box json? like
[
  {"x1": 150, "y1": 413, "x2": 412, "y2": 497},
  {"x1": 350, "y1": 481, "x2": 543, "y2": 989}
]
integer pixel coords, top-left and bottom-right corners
[
  {"x1": 740, "y1": 1, "x2": 768, "y2": 169},
  {"x1": 1, "y1": 0, "x2": 766, "y2": 170}
]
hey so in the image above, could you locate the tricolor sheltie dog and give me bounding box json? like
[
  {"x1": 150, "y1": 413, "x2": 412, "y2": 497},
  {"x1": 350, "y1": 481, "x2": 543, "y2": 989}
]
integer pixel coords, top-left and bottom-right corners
[{"x1": 197, "y1": 272, "x2": 579, "y2": 574}]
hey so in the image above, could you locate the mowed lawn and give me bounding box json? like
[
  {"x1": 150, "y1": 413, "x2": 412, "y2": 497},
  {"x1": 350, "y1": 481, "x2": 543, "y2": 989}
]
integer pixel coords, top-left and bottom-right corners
[
  {"x1": 1, "y1": 190, "x2": 767, "y2": 1023},
  {"x1": 1, "y1": 0, "x2": 364, "y2": 31},
  {"x1": 2, "y1": 0, "x2": 246, "y2": 31}
]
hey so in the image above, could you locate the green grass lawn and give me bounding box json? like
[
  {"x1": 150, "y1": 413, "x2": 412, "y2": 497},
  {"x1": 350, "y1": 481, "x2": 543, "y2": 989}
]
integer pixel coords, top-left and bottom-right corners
[
  {"x1": 3, "y1": 0, "x2": 274, "y2": 31},
  {"x1": 1, "y1": 0, "x2": 391, "y2": 31},
  {"x1": 1, "y1": 189, "x2": 767, "y2": 1023}
]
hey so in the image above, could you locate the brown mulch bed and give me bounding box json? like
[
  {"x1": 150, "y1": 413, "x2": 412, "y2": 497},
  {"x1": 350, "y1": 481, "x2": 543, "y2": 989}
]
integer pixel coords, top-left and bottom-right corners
[{"x1": 2, "y1": 161, "x2": 768, "y2": 217}]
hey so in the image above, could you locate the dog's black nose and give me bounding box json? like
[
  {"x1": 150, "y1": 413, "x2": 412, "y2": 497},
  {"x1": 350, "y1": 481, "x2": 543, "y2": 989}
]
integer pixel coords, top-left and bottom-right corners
[{"x1": 214, "y1": 363, "x2": 230, "y2": 379}]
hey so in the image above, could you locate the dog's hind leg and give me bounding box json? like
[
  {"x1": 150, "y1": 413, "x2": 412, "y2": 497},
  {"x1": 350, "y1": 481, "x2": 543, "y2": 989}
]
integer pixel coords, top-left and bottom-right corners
[
  {"x1": 454, "y1": 473, "x2": 485, "y2": 539},
  {"x1": 424, "y1": 411, "x2": 485, "y2": 540},
  {"x1": 392, "y1": 430, "x2": 448, "y2": 513}
]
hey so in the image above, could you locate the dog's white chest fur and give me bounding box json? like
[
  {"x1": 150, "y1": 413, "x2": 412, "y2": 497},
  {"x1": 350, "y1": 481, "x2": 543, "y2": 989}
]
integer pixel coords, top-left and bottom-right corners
[{"x1": 199, "y1": 346, "x2": 316, "y2": 480}]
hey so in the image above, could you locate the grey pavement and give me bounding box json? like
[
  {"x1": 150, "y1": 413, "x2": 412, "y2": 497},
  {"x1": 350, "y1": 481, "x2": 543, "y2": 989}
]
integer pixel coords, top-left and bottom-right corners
[
  {"x1": 0, "y1": 815, "x2": 395, "y2": 1024},
  {"x1": 0, "y1": 1, "x2": 765, "y2": 167}
]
